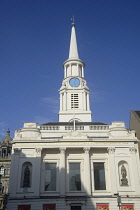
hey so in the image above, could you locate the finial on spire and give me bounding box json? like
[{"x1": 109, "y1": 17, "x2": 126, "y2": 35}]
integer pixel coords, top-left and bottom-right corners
[
  {"x1": 6, "y1": 129, "x2": 10, "y2": 136},
  {"x1": 69, "y1": 17, "x2": 79, "y2": 59},
  {"x1": 71, "y1": 16, "x2": 75, "y2": 26}
]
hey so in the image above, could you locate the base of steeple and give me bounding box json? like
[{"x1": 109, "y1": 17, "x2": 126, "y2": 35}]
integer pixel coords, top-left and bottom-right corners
[{"x1": 58, "y1": 111, "x2": 92, "y2": 122}]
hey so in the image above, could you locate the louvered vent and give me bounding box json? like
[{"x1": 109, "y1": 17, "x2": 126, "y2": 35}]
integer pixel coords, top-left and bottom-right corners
[{"x1": 71, "y1": 94, "x2": 79, "y2": 108}]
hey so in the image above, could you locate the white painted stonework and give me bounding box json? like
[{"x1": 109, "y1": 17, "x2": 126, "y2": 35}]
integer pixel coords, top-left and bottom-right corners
[
  {"x1": 59, "y1": 23, "x2": 92, "y2": 122},
  {"x1": 7, "y1": 24, "x2": 140, "y2": 210}
]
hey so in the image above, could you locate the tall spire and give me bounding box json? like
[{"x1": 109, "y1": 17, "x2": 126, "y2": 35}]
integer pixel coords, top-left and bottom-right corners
[
  {"x1": 59, "y1": 21, "x2": 92, "y2": 122},
  {"x1": 68, "y1": 21, "x2": 79, "y2": 59}
]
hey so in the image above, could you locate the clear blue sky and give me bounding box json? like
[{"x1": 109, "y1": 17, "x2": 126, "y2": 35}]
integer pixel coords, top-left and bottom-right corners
[{"x1": 0, "y1": 0, "x2": 140, "y2": 139}]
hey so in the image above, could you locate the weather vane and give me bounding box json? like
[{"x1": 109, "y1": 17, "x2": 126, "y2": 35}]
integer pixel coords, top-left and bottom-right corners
[{"x1": 71, "y1": 16, "x2": 75, "y2": 26}]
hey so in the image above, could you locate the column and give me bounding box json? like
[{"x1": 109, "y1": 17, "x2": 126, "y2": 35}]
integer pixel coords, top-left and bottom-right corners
[
  {"x1": 9, "y1": 148, "x2": 21, "y2": 197},
  {"x1": 65, "y1": 92, "x2": 67, "y2": 110},
  {"x1": 34, "y1": 148, "x2": 42, "y2": 197},
  {"x1": 64, "y1": 66, "x2": 66, "y2": 78},
  {"x1": 84, "y1": 92, "x2": 87, "y2": 111},
  {"x1": 78, "y1": 64, "x2": 80, "y2": 77},
  {"x1": 77, "y1": 64, "x2": 79, "y2": 76},
  {"x1": 82, "y1": 66, "x2": 84, "y2": 78},
  {"x1": 107, "y1": 147, "x2": 117, "y2": 194},
  {"x1": 83, "y1": 147, "x2": 91, "y2": 195},
  {"x1": 59, "y1": 147, "x2": 66, "y2": 196},
  {"x1": 64, "y1": 92, "x2": 66, "y2": 111}
]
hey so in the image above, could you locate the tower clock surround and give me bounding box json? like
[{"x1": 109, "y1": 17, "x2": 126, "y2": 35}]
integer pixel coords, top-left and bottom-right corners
[{"x1": 69, "y1": 77, "x2": 80, "y2": 87}]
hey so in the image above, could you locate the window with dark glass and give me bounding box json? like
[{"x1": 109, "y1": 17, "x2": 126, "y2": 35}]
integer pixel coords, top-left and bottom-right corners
[
  {"x1": 18, "y1": 205, "x2": 31, "y2": 210},
  {"x1": 69, "y1": 163, "x2": 81, "y2": 191},
  {"x1": 43, "y1": 204, "x2": 56, "y2": 210},
  {"x1": 2, "y1": 149, "x2": 6, "y2": 158},
  {"x1": 45, "y1": 163, "x2": 56, "y2": 191},
  {"x1": 94, "y1": 162, "x2": 106, "y2": 190},
  {"x1": 71, "y1": 206, "x2": 81, "y2": 210}
]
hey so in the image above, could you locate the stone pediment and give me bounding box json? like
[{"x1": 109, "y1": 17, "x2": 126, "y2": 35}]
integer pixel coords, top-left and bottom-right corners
[{"x1": 63, "y1": 131, "x2": 87, "y2": 140}]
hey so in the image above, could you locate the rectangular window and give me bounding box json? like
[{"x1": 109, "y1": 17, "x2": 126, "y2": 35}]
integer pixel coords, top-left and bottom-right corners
[
  {"x1": 71, "y1": 206, "x2": 81, "y2": 210},
  {"x1": 43, "y1": 204, "x2": 56, "y2": 210},
  {"x1": 18, "y1": 206, "x2": 31, "y2": 210},
  {"x1": 0, "y1": 167, "x2": 4, "y2": 175},
  {"x1": 45, "y1": 163, "x2": 56, "y2": 191},
  {"x1": 96, "y1": 204, "x2": 109, "y2": 210},
  {"x1": 94, "y1": 162, "x2": 106, "y2": 190},
  {"x1": 71, "y1": 94, "x2": 79, "y2": 108},
  {"x1": 69, "y1": 163, "x2": 81, "y2": 191}
]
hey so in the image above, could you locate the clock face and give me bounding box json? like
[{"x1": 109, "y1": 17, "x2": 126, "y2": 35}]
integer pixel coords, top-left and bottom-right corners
[{"x1": 69, "y1": 78, "x2": 80, "y2": 87}]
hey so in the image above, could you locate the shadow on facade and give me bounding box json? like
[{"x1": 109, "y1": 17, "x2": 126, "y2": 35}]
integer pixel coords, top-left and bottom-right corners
[{"x1": 6, "y1": 149, "x2": 103, "y2": 210}]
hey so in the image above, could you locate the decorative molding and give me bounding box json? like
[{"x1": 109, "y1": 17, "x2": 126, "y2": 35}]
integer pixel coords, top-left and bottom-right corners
[
  {"x1": 35, "y1": 148, "x2": 42, "y2": 154},
  {"x1": 83, "y1": 147, "x2": 90, "y2": 154},
  {"x1": 129, "y1": 147, "x2": 137, "y2": 153},
  {"x1": 59, "y1": 147, "x2": 66, "y2": 153},
  {"x1": 107, "y1": 147, "x2": 115, "y2": 154},
  {"x1": 15, "y1": 132, "x2": 22, "y2": 138},
  {"x1": 14, "y1": 148, "x2": 21, "y2": 154},
  {"x1": 23, "y1": 187, "x2": 28, "y2": 193},
  {"x1": 24, "y1": 122, "x2": 37, "y2": 128},
  {"x1": 63, "y1": 131, "x2": 87, "y2": 139}
]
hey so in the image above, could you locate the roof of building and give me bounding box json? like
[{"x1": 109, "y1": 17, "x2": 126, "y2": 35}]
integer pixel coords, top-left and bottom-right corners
[
  {"x1": 1, "y1": 130, "x2": 12, "y2": 145},
  {"x1": 41, "y1": 122, "x2": 108, "y2": 126}
]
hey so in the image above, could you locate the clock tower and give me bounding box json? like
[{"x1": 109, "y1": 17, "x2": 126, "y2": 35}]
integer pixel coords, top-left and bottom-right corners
[{"x1": 59, "y1": 22, "x2": 92, "y2": 122}]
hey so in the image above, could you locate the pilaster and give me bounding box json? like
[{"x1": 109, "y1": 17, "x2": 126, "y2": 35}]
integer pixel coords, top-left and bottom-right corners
[
  {"x1": 59, "y1": 147, "x2": 66, "y2": 196},
  {"x1": 107, "y1": 147, "x2": 117, "y2": 194},
  {"x1": 34, "y1": 148, "x2": 42, "y2": 197},
  {"x1": 87, "y1": 93, "x2": 90, "y2": 111},
  {"x1": 129, "y1": 147, "x2": 140, "y2": 194},
  {"x1": 83, "y1": 92, "x2": 86, "y2": 111},
  {"x1": 83, "y1": 147, "x2": 91, "y2": 195},
  {"x1": 60, "y1": 94, "x2": 62, "y2": 111}
]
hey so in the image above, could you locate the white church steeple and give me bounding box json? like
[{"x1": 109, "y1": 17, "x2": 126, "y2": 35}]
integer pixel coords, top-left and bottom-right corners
[{"x1": 58, "y1": 22, "x2": 92, "y2": 122}]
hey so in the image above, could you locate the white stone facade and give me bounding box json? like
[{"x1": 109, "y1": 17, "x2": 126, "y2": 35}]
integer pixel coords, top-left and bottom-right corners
[
  {"x1": 7, "y1": 122, "x2": 140, "y2": 210},
  {"x1": 7, "y1": 24, "x2": 140, "y2": 210}
]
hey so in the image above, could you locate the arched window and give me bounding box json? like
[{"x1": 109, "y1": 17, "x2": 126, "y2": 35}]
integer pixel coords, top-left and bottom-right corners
[
  {"x1": 2, "y1": 149, "x2": 6, "y2": 158},
  {"x1": 8, "y1": 148, "x2": 11, "y2": 156},
  {"x1": 118, "y1": 161, "x2": 129, "y2": 186},
  {"x1": 21, "y1": 162, "x2": 32, "y2": 188}
]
